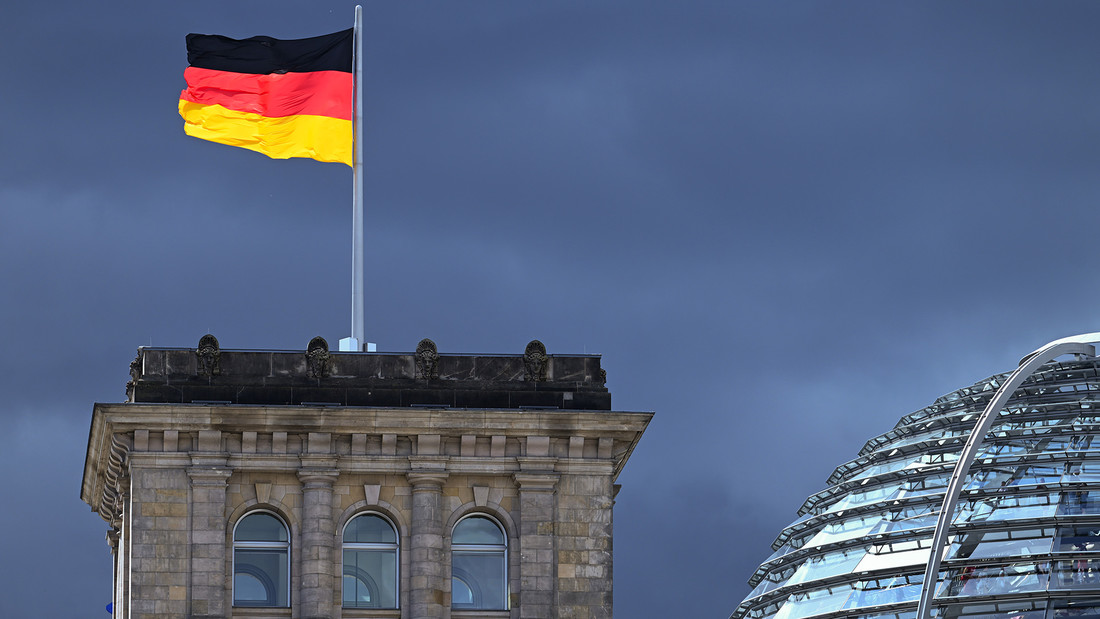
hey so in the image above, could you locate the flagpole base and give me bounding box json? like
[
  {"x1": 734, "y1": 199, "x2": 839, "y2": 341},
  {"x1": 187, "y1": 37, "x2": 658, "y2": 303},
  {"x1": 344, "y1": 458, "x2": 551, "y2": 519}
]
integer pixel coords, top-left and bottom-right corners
[{"x1": 339, "y1": 337, "x2": 377, "y2": 352}]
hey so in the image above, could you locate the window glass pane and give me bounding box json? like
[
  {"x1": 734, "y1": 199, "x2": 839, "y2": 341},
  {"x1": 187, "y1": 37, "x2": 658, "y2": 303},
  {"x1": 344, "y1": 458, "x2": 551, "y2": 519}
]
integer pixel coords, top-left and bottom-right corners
[
  {"x1": 1052, "y1": 560, "x2": 1100, "y2": 591},
  {"x1": 955, "y1": 493, "x2": 1058, "y2": 524},
  {"x1": 234, "y1": 549, "x2": 289, "y2": 606},
  {"x1": 854, "y1": 539, "x2": 931, "y2": 572},
  {"x1": 939, "y1": 562, "x2": 1049, "y2": 598},
  {"x1": 824, "y1": 483, "x2": 904, "y2": 513},
  {"x1": 845, "y1": 574, "x2": 923, "y2": 610},
  {"x1": 932, "y1": 600, "x2": 1047, "y2": 619},
  {"x1": 774, "y1": 585, "x2": 854, "y2": 619},
  {"x1": 787, "y1": 549, "x2": 866, "y2": 587},
  {"x1": 749, "y1": 566, "x2": 797, "y2": 600},
  {"x1": 1050, "y1": 598, "x2": 1100, "y2": 618},
  {"x1": 344, "y1": 514, "x2": 397, "y2": 544},
  {"x1": 1057, "y1": 525, "x2": 1100, "y2": 552},
  {"x1": 343, "y1": 549, "x2": 397, "y2": 608},
  {"x1": 453, "y1": 577, "x2": 474, "y2": 605},
  {"x1": 452, "y1": 550, "x2": 506, "y2": 610},
  {"x1": 964, "y1": 466, "x2": 1062, "y2": 491},
  {"x1": 805, "y1": 515, "x2": 881, "y2": 547},
  {"x1": 236, "y1": 513, "x2": 289, "y2": 542},
  {"x1": 947, "y1": 528, "x2": 1054, "y2": 560},
  {"x1": 1058, "y1": 490, "x2": 1100, "y2": 515},
  {"x1": 454, "y1": 517, "x2": 505, "y2": 545}
]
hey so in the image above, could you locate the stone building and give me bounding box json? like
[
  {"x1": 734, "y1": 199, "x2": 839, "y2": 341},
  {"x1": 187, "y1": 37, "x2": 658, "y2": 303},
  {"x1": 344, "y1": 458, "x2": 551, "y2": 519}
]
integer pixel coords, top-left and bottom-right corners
[{"x1": 81, "y1": 336, "x2": 650, "y2": 619}]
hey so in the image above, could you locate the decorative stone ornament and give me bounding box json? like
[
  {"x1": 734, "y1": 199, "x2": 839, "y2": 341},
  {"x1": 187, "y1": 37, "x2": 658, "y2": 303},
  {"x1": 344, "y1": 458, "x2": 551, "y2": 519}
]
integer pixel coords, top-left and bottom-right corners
[
  {"x1": 524, "y1": 340, "x2": 548, "y2": 382},
  {"x1": 415, "y1": 338, "x2": 439, "y2": 379},
  {"x1": 306, "y1": 336, "x2": 330, "y2": 379},
  {"x1": 126, "y1": 353, "x2": 141, "y2": 400},
  {"x1": 196, "y1": 334, "x2": 221, "y2": 377}
]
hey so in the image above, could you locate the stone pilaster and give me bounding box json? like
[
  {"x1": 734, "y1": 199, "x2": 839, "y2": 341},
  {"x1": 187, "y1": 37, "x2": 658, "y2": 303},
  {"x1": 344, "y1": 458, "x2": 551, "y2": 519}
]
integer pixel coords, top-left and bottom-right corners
[
  {"x1": 128, "y1": 462, "x2": 191, "y2": 619},
  {"x1": 298, "y1": 459, "x2": 339, "y2": 619},
  {"x1": 187, "y1": 458, "x2": 231, "y2": 619},
  {"x1": 116, "y1": 478, "x2": 130, "y2": 619},
  {"x1": 407, "y1": 468, "x2": 449, "y2": 618},
  {"x1": 556, "y1": 473, "x2": 616, "y2": 618},
  {"x1": 513, "y1": 470, "x2": 559, "y2": 619}
]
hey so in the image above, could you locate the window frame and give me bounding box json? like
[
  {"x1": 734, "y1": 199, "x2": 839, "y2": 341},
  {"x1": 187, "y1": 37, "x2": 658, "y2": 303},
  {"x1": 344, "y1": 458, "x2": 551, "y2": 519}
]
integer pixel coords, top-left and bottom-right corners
[
  {"x1": 451, "y1": 514, "x2": 509, "y2": 611},
  {"x1": 232, "y1": 509, "x2": 291, "y2": 608},
  {"x1": 341, "y1": 511, "x2": 400, "y2": 609}
]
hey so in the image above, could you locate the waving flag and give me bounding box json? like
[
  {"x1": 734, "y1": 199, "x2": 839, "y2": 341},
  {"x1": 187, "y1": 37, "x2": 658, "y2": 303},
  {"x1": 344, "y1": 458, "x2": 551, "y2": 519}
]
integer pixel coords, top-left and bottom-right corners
[{"x1": 179, "y1": 29, "x2": 354, "y2": 165}]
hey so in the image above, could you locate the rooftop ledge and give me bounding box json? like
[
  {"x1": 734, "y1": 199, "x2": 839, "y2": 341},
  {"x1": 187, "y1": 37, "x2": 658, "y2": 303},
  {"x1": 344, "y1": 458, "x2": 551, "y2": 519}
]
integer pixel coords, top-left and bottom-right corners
[{"x1": 126, "y1": 335, "x2": 611, "y2": 411}]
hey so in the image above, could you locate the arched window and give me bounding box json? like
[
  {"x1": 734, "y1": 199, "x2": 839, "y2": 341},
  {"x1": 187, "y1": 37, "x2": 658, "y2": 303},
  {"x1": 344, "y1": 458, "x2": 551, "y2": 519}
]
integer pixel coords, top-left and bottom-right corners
[
  {"x1": 451, "y1": 515, "x2": 507, "y2": 610},
  {"x1": 342, "y1": 513, "x2": 399, "y2": 609},
  {"x1": 233, "y1": 511, "x2": 290, "y2": 607}
]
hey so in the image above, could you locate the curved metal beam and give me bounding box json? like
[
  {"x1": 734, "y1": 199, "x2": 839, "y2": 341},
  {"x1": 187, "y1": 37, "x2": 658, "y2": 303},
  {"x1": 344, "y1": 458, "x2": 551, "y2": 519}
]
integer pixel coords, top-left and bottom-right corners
[{"x1": 915, "y1": 333, "x2": 1100, "y2": 619}]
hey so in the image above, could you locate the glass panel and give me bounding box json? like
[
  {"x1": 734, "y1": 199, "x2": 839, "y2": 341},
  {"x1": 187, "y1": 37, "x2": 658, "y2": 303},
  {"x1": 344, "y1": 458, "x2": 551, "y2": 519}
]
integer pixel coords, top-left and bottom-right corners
[
  {"x1": 947, "y1": 528, "x2": 1054, "y2": 560},
  {"x1": 825, "y1": 482, "x2": 904, "y2": 513},
  {"x1": 806, "y1": 515, "x2": 882, "y2": 547},
  {"x1": 845, "y1": 574, "x2": 922, "y2": 610},
  {"x1": 452, "y1": 577, "x2": 474, "y2": 605},
  {"x1": 1060, "y1": 490, "x2": 1100, "y2": 516},
  {"x1": 236, "y1": 513, "x2": 288, "y2": 542},
  {"x1": 854, "y1": 612, "x2": 915, "y2": 619},
  {"x1": 344, "y1": 514, "x2": 397, "y2": 544},
  {"x1": 454, "y1": 516, "x2": 505, "y2": 545},
  {"x1": 1072, "y1": 461, "x2": 1100, "y2": 483},
  {"x1": 1056, "y1": 525, "x2": 1100, "y2": 553},
  {"x1": 849, "y1": 452, "x2": 959, "y2": 483},
  {"x1": 939, "y1": 562, "x2": 1049, "y2": 598},
  {"x1": 878, "y1": 512, "x2": 939, "y2": 535},
  {"x1": 1050, "y1": 598, "x2": 1100, "y2": 618},
  {"x1": 234, "y1": 549, "x2": 289, "y2": 607},
  {"x1": 854, "y1": 539, "x2": 931, "y2": 572},
  {"x1": 452, "y1": 550, "x2": 507, "y2": 610},
  {"x1": 749, "y1": 566, "x2": 797, "y2": 600},
  {"x1": 343, "y1": 549, "x2": 397, "y2": 608},
  {"x1": 1052, "y1": 560, "x2": 1100, "y2": 591},
  {"x1": 787, "y1": 548, "x2": 867, "y2": 587},
  {"x1": 932, "y1": 600, "x2": 1047, "y2": 619},
  {"x1": 964, "y1": 466, "x2": 1061, "y2": 491},
  {"x1": 955, "y1": 493, "x2": 1058, "y2": 524},
  {"x1": 773, "y1": 586, "x2": 853, "y2": 619}
]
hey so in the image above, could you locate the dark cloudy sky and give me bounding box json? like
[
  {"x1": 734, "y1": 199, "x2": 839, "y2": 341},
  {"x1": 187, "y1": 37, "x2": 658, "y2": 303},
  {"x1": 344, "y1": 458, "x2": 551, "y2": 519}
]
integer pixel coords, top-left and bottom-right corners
[{"x1": 5, "y1": 1, "x2": 1100, "y2": 617}]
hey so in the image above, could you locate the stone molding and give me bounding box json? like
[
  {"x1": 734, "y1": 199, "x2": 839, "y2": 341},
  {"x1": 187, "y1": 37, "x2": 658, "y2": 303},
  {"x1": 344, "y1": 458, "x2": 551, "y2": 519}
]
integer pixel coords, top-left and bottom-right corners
[
  {"x1": 513, "y1": 472, "x2": 560, "y2": 492},
  {"x1": 186, "y1": 466, "x2": 231, "y2": 487},
  {"x1": 406, "y1": 471, "x2": 449, "y2": 489},
  {"x1": 297, "y1": 469, "x2": 340, "y2": 487}
]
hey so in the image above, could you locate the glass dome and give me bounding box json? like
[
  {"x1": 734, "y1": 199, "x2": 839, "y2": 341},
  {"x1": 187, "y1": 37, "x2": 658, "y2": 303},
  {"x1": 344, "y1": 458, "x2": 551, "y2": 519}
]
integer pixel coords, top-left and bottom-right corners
[{"x1": 731, "y1": 359, "x2": 1100, "y2": 619}]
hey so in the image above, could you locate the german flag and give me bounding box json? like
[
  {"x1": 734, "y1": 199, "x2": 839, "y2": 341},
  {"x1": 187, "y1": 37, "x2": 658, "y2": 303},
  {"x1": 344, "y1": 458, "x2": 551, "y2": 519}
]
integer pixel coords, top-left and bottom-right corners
[{"x1": 179, "y1": 29, "x2": 354, "y2": 165}]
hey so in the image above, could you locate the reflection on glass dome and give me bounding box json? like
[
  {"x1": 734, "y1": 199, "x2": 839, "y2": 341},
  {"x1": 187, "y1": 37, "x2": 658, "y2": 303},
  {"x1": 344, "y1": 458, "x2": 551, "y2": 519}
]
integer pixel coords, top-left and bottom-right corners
[{"x1": 731, "y1": 359, "x2": 1100, "y2": 619}]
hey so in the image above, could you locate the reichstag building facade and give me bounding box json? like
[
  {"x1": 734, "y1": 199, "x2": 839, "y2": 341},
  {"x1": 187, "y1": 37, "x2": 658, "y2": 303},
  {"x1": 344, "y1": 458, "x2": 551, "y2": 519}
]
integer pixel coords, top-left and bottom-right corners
[{"x1": 732, "y1": 336, "x2": 1100, "y2": 619}]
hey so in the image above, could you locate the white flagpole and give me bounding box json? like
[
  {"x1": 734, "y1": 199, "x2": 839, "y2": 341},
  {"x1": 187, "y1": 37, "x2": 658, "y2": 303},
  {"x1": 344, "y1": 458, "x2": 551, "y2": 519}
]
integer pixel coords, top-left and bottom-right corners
[{"x1": 342, "y1": 5, "x2": 366, "y2": 352}]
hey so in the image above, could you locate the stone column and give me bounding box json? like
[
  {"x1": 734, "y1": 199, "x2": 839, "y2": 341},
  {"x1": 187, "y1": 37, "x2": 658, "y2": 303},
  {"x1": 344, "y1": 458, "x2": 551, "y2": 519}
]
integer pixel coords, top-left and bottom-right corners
[
  {"x1": 299, "y1": 459, "x2": 339, "y2": 619},
  {"x1": 513, "y1": 470, "x2": 559, "y2": 619},
  {"x1": 407, "y1": 470, "x2": 449, "y2": 618},
  {"x1": 188, "y1": 458, "x2": 231, "y2": 619}
]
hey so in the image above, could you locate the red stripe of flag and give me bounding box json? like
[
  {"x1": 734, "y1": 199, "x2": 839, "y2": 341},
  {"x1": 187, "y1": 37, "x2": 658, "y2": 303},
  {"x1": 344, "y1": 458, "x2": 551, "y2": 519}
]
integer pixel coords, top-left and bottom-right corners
[{"x1": 181, "y1": 66, "x2": 353, "y2": 121}]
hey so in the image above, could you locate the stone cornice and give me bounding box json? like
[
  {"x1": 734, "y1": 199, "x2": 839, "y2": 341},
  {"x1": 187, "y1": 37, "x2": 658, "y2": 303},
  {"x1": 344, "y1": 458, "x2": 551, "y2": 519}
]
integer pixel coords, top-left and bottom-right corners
[
  {"x1": 89, "y1": 403, "x2": 652, "y2": 437},
  {"x1": 82, "y1": 403, "x2": 652, "y2": 522}
]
